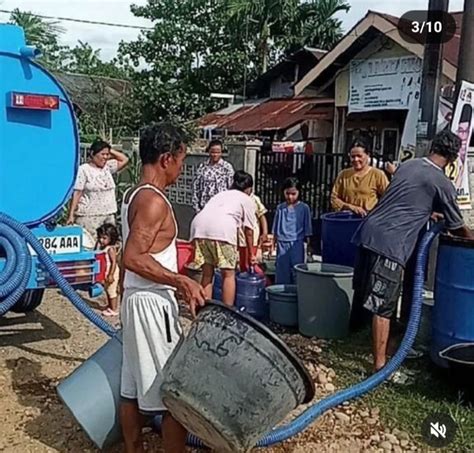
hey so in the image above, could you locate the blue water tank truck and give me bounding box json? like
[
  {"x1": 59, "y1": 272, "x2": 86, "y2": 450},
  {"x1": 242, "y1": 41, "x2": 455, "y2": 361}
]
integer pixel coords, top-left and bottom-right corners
[{"x1": 0, "y1": 24, "x2": 107, "y2": 312}]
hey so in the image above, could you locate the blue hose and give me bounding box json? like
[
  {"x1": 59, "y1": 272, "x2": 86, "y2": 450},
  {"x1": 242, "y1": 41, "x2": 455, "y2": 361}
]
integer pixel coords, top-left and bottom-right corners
[
  {"x1": 183, "y1": 223, "x2": 443, "y2": 448},
  {"x1": 1, "y1": 211, "x2": 441, "y2": 448},
  {"x1": 0, "y1": 212, "x2": 117, "y2": 337}
]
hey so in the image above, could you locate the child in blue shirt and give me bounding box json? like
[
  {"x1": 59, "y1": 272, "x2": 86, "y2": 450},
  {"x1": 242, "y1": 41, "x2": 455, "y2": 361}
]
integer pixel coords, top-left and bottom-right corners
[{"x1": 272, "y1": 177, "x2": 313, "y2": 284}]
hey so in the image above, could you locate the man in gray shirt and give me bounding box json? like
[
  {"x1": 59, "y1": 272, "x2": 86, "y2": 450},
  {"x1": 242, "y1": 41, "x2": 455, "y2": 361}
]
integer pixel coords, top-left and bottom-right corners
[{"x1": 351, "y1": 130, "x2": 474, "y2": 373}]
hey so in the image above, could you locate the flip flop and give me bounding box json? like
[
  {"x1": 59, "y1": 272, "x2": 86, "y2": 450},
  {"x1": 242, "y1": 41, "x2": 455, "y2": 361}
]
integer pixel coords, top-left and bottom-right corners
[{"x1": 102, "y1": 308, "x2": 119, "y2": 317}]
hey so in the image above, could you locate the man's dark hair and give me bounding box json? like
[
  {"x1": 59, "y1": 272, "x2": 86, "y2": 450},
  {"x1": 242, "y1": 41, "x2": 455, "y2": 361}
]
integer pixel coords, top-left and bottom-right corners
[
  {"x1": 139, "y1": 122, "x2": 188, "y2": 165},
  {"x1": 89, "y1": 139, "x2": 110, "y2": 156},
  {"x1": 231, "y1": 170, "x2": 253, "y2": 192},
  {"x1": 431, "y1": 130, "x2": 461, "y2": 161},
  {"x1": 206, "y1": 140, "x2": 223, "y2": 153},
  {"x1": 350, "y1": 137, "x2": 371, "y2": 156},
  {"x1": 96, "y1": 223, "x2": 120, "y2": 246},
  {"x1": 282, "y1": 177, "x2": 302, "y2": 192}
]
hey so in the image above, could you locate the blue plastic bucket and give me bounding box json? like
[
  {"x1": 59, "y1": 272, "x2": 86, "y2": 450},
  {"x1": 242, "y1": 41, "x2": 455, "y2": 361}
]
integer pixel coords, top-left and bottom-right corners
[
  {"x1": 431, "y1": 235, "x2": 474, "y2": 367},
  {"x1": 161, "y1": 302, "x2": 314, "y2": 452},
  {"x1": 57, "y1": 332, "x2": 123, "y2": 449},
  {"x1": 321, "y1": 212, "x2": 363, "y2": 267}
]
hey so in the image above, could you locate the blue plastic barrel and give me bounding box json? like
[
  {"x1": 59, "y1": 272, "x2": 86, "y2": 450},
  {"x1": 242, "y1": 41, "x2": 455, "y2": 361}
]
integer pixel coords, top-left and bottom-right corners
[
  {"x1": 236, "y1": 269, "x2": 267, "y2": 319},
  {"x1": 431, "y1": 235, "x2": 474, "y2": 368},
  {"x1": 321, "y1": 212, "x2": 363, "y2": 267}
]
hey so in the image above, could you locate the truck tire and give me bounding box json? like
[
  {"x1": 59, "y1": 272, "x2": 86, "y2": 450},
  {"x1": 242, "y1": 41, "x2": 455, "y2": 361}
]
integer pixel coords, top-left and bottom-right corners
[{"x1": 11, "y1": 289, "x2": 45, "y2": 313}]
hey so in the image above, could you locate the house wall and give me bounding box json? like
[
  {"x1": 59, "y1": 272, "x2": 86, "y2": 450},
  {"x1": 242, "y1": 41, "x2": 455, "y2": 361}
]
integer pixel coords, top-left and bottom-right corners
[
  {"x1": 270, "y1": 76, "x2": 293, "y2": 98},
  {"x1": 335, "y1": 37, "x2": 417, "y2": 107}
]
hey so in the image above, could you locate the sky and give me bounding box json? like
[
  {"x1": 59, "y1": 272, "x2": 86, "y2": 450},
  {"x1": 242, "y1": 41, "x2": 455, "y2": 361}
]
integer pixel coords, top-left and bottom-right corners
[{"x1": 0, "y1": 0, "x2": 466, "y2": 61}]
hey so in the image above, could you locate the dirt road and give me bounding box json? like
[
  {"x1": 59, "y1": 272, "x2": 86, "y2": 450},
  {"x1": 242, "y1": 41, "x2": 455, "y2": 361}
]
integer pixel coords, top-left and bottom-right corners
[{"x1": 0, "y1": 291, "x2": 419, "y2": 452}]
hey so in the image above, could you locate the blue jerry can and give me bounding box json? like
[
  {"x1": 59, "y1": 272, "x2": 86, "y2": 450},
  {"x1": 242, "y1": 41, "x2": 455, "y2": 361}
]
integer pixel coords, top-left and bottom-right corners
[{"x1": 236, "y1": 267, "x2": 267, "y2": 319}]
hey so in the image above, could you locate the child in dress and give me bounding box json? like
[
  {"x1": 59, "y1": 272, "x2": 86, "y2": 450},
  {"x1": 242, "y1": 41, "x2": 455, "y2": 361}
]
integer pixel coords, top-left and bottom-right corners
[
  {"x1": 96, "y1": 223, "x2": 120, "y2": 317},
  {"x1": 272, "y1": 177, "x2": 313, "y2": 284},
  {"x1": 237, "y1": 191, "x2": 269, "y2": 272}
]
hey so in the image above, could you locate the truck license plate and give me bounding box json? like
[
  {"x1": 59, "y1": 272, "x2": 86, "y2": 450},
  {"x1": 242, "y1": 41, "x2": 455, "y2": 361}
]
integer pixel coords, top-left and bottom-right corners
[{"x1": 32, "y1": 235, "x2": 81, "y2": 255}]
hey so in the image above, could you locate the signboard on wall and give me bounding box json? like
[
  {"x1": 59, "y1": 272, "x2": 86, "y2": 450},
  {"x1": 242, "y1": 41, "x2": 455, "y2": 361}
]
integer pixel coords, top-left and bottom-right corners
[
  {"x1": 349, "y1": 56, "x2": 422, "y2": 113},
  {"x1": 445, "y1": 80, "x2": 474, "y2": 207}
]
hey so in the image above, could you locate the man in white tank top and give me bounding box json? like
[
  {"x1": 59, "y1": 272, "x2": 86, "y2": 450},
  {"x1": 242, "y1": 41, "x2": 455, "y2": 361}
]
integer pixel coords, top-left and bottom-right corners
[{"x1": 120, "y1": 123, "x2": 206, "y2": 453}]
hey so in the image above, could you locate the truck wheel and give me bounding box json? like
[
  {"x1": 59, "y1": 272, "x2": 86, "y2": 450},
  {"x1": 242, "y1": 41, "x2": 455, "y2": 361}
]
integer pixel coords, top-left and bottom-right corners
[{"x1": 10, "y1": 289, "x2": 45, "y2": 313}]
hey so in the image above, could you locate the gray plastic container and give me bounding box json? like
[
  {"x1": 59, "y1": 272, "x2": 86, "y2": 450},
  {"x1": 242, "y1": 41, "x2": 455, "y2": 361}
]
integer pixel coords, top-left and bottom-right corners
[
  {"x1": 267, "y1": 284, "x2": 298, "y2": 327},
  {"x1": 57, "y1": 331, "x2": 123, "y2": 450},
  {"x1": 295, "y1": 263, "x2": 354, "y2": 339},
  {"x1": 161, "y1": 302, "x2": 315, "y2": 452}
]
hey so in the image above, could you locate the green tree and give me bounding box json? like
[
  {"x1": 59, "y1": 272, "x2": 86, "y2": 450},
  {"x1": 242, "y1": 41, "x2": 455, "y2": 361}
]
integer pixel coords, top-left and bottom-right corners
[
  {"x1": 61, "y1": 41, "x2": 131, "y2": 79},
  {"x1": 9, "y1": 8, "x2": 66, "y2": 69},
  {"x1": 227, "y1": 0, "x2": 349, "y2": 73},
  {"x1": 119, "y1": 0, "x2": 254, "y2": 124},
  {"x1": 227, "y1": 0, "x2": 299, "y2": 73},
  {"x1": 285, "y1": 0, "x2": 350, "y2": 52}
]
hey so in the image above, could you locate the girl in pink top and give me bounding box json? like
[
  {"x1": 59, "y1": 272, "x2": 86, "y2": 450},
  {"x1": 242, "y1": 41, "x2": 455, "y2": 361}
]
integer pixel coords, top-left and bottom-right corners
[{"x1": 190, "y1": 171, "x2": 257, "y2": 306}]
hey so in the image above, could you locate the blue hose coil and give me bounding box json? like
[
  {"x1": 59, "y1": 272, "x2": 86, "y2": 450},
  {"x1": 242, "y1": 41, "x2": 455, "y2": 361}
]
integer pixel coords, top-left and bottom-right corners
[
  {"x1": 184, "y1": 223, "x2": 443, "y2": 448},
  {"x1": 0, "y1": 212, "x2": 117, "y2": 337}
]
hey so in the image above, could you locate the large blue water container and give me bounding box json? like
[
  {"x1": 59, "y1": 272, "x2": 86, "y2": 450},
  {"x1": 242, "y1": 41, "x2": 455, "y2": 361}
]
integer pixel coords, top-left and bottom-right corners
[
  {"x1": 431, "y1": 235, "x2": 474, "y2": 368},
  {"x1": 321, "y1": 212, "x2": 363, "y2": 267},
  {"x1": 236, "y1": 269, "x2": 267, "y2": 319},
  {"x1": 0, "y1": 25, "x2": 79, "y2": 226}
]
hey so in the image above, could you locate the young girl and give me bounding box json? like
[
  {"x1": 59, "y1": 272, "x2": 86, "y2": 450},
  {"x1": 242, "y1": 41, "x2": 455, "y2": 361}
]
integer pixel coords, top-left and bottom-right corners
[
  {"x1": 272, "y1": 177, "x2": 313, "y2": 285},
  {"x1": 96, "y1": 223, "x2": 120, "y2": 317}
]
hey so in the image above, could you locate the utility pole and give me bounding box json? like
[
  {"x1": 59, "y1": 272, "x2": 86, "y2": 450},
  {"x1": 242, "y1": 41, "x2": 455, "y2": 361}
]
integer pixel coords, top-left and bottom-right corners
[
  {"x1": 415, "y1": 0, "x2": 449, "y2": 157},
  {"x1": 454, "y1": 0, "x2": 474, "y2": 98}
]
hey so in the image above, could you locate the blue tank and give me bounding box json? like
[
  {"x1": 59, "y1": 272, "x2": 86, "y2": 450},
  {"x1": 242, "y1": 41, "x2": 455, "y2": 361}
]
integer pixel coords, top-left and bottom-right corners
[
  {"x1": 0, "y1": 25, "x2": 104, "y2": 310},
  {"x1": 431, "y1": 235, "x2": 474, "y2": 368},
  {"x1": 321, "y1": 212, "x2": 363, "y2": 267},
  {"x1": 0, "y1": 25, "x2": 78, "y2": 226},
  {"x1": 236, "y1": 269, "x2": 267, "y2": 319}
]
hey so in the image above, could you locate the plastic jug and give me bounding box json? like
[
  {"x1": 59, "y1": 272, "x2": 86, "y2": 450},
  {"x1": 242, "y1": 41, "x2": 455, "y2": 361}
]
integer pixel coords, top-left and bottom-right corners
[{"x1": 236, "y1": 266, "x2": 267, "y2": 319}]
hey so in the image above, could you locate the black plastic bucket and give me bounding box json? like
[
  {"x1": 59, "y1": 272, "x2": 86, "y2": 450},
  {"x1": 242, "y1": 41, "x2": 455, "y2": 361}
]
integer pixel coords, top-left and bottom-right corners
[
  {"x1": 161, "y1": 302, "x2": 314, "y2": 452},
  {"x1": 439, "y1": 343, "x2": 474, "y2": 401}
]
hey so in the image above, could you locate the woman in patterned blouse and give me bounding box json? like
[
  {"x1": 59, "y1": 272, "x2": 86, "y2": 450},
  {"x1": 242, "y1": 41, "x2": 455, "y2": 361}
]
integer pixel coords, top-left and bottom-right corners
[
  {"x1": 192, "y1": 140, "x2": 235, "y2": 212},
  {"x1": 67, "y1": 139, "x2": 129, "y2": 241}
]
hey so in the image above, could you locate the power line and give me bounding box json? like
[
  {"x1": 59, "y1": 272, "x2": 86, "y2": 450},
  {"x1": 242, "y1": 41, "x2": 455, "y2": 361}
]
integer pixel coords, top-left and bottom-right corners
[{"x1": 0, "y1": 9, "x2": 154, "y2": 30}]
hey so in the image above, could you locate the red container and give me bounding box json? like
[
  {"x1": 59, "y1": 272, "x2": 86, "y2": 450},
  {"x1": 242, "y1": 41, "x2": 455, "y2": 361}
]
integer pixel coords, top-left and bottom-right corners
[{"x1": 177, "y1": 240, "x2": 194, "y2": 275}]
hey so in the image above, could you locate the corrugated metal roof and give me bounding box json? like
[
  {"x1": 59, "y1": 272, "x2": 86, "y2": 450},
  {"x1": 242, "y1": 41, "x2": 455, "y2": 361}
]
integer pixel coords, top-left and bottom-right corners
[
  {"x1": 53, "y1": 71, "x2": 131, "y2": 112},
  {"x1": 198, "y1": 98, "x2": 334, "y2": 133}
]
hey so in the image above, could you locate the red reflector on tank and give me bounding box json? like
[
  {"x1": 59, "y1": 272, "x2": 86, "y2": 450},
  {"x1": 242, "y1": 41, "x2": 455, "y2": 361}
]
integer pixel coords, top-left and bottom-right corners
[{"x1": 10, "y1": 92, "x2": 60, "y2": 110}]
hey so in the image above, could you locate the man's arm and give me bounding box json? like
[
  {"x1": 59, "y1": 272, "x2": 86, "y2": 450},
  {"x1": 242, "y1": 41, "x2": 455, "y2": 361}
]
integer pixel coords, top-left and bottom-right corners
[
  {"x1": 449, "y1": 224, "x2": 474, "y2": 240},
  {"x1": 122, "y1": 190, "x2": 206, "y2": 315}
]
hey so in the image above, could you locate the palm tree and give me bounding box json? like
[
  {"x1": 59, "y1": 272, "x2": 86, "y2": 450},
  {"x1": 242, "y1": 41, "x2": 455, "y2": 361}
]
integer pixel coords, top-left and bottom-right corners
[
  {"x1": 288, "y1": 0, "x2": 350, "y2": 52},
  {"x1": 9, "y1": 8, "x2": 64, "y2": 49},
  {"x1": 227, "y1": 0, "x2": 300, "y2": 74},
  {"x1": 227, "y1": 0, "x2": 349, "y2": 74}
]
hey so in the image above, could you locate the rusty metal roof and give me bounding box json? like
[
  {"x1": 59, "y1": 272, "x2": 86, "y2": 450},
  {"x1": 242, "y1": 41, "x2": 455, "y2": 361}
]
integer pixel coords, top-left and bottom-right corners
[{"x1": 198, "y1": 98, "x2": 334, "y2": 133}]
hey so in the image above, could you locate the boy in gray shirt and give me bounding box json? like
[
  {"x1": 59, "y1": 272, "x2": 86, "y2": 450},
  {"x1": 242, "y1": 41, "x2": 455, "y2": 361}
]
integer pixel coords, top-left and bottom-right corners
[{"x1": 352, "y1": 130, "x2": 474, "y2": 373}]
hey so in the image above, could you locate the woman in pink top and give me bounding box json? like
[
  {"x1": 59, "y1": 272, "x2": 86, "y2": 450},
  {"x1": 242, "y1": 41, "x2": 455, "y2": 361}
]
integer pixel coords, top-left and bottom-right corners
[{"x1": 190, "y1": 171, "x2": 257, "y2": 306}]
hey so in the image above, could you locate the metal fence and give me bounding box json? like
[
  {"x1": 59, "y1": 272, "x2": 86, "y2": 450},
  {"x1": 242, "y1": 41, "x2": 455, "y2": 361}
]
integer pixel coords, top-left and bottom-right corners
[{"x1": 255, "y1": 151, "x2": 387, "y2": 225}]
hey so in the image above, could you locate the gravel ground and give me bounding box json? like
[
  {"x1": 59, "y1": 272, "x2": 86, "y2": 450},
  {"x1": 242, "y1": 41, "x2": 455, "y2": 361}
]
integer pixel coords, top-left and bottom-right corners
[{"x1": 0, "y1": 290, "x2": 421, "y2": 452}]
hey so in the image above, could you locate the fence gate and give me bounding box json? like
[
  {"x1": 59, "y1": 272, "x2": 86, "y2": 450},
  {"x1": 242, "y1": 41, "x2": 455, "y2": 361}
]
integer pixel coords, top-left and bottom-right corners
[{"x1": 254, "y1": 152, "x2": 348, "y2": 226}]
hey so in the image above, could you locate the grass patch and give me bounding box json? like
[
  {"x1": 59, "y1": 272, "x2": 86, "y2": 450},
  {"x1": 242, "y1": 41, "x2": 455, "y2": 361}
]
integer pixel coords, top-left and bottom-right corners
[{"x1": 322, "y1": 328, "x2": 474, "y2": 451}]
